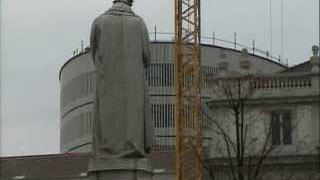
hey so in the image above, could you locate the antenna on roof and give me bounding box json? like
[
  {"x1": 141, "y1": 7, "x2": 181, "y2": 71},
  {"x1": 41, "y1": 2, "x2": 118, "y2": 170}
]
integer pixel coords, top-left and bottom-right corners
[
  {"x1": 81, "y1": 40, "x2": 84, "y2": 52},
  {"x1": 268, "y1": 0, "x2": 273, "y2": 57},
  {"x1": 280, "y1": 0, "x2": 285, "y2": 63}
]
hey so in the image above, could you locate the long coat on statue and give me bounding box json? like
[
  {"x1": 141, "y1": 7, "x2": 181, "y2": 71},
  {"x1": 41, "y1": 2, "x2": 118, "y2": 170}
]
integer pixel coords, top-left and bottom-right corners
[{"x1": 90, "y1": 2, "x2": 153, "y2": 158}]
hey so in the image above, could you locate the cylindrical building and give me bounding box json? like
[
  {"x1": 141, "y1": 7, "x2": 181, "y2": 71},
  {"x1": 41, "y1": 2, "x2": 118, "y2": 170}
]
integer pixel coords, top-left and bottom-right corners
[{"x1": 59, "y1": 42, "x2": 285, "y2": 153}]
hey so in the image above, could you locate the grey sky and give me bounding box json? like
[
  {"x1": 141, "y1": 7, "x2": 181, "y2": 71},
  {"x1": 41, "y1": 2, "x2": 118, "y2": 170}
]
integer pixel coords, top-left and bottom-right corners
[{"x1": 1, "y1": 0, "x2": 318, "y2": 156}]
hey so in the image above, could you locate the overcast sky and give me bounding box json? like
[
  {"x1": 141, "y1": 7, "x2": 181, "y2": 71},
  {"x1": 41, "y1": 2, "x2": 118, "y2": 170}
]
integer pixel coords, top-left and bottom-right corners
[{"x1": 0, "y1": 0, "x2": 319, "y2": 156}]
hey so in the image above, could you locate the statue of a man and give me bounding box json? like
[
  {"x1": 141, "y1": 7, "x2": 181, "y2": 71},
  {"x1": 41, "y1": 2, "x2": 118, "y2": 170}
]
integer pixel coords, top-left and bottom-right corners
[{"x1": 90, "y1": 0, "x2": 152, "y2": 158}]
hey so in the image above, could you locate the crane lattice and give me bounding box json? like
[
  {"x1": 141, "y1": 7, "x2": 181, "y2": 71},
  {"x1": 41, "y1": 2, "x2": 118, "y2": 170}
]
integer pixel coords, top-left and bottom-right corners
[{"x1": 174, "y1": 0, "x2": 203, "y2": 180}]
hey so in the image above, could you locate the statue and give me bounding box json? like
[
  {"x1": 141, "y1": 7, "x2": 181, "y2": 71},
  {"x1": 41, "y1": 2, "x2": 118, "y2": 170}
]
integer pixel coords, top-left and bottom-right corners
[{"x1": 90, "y1": 0, "x2": 153, "y2": 158}]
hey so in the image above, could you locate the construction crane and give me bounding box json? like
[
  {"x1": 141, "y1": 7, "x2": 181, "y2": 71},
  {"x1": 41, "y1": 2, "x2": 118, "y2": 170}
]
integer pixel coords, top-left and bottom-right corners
[{"x1": 174, "y1": 0, "x2": 203, "y2": 180}]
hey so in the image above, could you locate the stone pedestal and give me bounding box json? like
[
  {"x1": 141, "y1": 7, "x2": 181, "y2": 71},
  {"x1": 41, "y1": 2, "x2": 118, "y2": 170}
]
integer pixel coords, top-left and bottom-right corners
[{"x1": 88, "y1": 157, "x2": 153, "y2": 180}]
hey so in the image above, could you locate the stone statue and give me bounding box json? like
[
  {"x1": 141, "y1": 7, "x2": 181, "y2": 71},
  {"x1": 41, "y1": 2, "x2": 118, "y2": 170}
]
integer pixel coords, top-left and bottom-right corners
[{"x1": 90, "y1": 0, "x2": 153, "y2": 158}]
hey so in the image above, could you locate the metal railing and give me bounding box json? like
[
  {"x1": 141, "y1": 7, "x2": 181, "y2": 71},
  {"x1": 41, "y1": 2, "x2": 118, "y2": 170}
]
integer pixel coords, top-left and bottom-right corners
[
  {"x1": 150, "y1": 29, "x2": 289, "y2": 67},
  {"x1": 71, "y1": 29, "x2": 289, "y2": 67}
]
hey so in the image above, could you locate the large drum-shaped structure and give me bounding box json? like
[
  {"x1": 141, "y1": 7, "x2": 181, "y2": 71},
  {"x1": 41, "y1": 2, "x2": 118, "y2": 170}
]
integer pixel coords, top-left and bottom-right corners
[{"x1": 59, "y1": 42, "x2": 285, "y2": 153}]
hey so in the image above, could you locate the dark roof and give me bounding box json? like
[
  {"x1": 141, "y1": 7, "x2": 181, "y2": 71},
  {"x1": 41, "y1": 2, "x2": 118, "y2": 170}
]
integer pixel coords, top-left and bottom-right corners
[
  {"x1": 281, "y1": 60, "x2": 312, "y2": 73},
  {"x1": 0, "y1": 152, "x2": 177, "y2": 179},
  {"x1": 0, "y1": 153, "x2": 92, "y2": 179},
  {"x1": 1, "y1": 152, "x2": 318, "y2": 179}
]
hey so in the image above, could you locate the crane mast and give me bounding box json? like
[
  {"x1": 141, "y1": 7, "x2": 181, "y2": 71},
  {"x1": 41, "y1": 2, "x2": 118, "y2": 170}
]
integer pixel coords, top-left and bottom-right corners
[{"x1": 174, "y1": 0, "x2": 203, "y2": 180}]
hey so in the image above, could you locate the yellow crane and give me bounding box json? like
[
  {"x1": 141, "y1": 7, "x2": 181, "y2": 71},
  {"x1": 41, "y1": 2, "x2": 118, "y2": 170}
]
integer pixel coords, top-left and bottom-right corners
[{"x1": 174, "y1": 0, "x2": 203, "y2": 180}]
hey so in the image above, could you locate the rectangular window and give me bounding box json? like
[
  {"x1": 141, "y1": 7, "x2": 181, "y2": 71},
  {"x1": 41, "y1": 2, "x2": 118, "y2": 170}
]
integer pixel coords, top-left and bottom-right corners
[{"x1": 271, "y1": 110, "x2": 292, "y2": 145}]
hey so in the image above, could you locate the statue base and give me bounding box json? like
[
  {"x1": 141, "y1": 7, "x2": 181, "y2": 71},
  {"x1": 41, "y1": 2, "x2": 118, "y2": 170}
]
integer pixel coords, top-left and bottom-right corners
[{"x1": 88, "y1": 157, "x2": 153, "y2": 180}]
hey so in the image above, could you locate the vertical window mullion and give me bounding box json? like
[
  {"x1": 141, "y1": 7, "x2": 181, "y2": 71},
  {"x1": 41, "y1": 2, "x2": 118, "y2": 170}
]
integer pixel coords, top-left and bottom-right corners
[
  {"x1": 282, "y1": 111, "x2": 292, "y2": 145},
  {"x1": 173, "y1": 104, "x2": 175, "y2": 127},
  {"x1": 158, "y1": 64, "x2": 160, "y2": 87},
  {"x1": 205, "y1": 67, "x2": 208, "y2": 90},
  {"x1": 160, "y1": 64, "x2": 163, "y2": 87},
  {"x1": 158, "y1": 104, "x2": 161, "y2": 128},
  {"x1": 166, "y1": 64, "x2": 169, "y2": 87},
  {"x1": 165, "y1": 103, "x2": 170, "y2": 128},
  {"x1": 154, "y1": 64, "x2": 157, "y2": 86},
  {"x1": 170, "y1": 104, "x2": 173, "y2": 127},
  {"x1": 159, "y1": 104, "x2": 162, "y2": 128},
  {"x1": 161, "y1": 104, "x2": 164, "y2": 128},
  {"x1": 155, "y1": 104, "x2": 158, "y2": 128},
  {"x1": 152, "y1": 104, "x2": 155, "y2": 128},
  {"x1": 271, "y1": 112, "x2": 281, "y2": 145},
  {"x1": 151, "y1": 64, "x2": 154, "y2": 87}
]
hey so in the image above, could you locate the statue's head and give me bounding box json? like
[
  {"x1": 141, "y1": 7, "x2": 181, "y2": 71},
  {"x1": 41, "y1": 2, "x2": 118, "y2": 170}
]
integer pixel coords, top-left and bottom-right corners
[{"x1": 113, "y1": 0, "x2": 133, "y2": 6}]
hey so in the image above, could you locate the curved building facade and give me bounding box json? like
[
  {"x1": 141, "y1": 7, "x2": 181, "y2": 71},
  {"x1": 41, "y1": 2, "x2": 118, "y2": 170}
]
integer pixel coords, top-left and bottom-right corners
[{"x1": 59, "y1": 42, "x2": 286, "y2": 153}]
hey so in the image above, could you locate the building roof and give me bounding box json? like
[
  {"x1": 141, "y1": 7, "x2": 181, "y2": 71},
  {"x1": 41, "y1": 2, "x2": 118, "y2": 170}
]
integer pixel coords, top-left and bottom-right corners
[
  {"x1": 0, "y1": 153, "x2": 91, "y2": 179},
  {"x1": 1, "y1": 152, "x2": 318, "y2": 179},
  {"x1": 281, "y1": 60, "x2": 312, "y2": 73},
  {"x1": 59, "y1": 42, "x2": 287, "y2": 81},
  {"x1": 0, "y1": 152, "x2": 176, "y2": 179}
]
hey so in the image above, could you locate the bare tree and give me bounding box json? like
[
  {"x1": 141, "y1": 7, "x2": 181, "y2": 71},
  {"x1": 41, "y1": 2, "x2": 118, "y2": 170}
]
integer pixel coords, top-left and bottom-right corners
[{"x1": 199, "y1": 74, "x2": 319, "y2": 180}]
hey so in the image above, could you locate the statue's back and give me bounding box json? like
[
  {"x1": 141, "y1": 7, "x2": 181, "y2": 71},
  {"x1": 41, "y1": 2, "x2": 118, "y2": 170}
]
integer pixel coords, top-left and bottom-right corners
[{"x1": 90, "y1": 1, "x2": 152, "y2": 158}]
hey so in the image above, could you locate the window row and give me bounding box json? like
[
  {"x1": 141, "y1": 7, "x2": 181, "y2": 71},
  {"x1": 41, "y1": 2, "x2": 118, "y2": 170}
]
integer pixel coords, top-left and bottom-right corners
[
  {"x1": 146, "y1": 63, "x2": 221, "y2": 88},
  {"x1": 61, "y1": 65, "x2": 220, "y2": 111},
  {"x1": 146, "y1": 63, "x2": 174, "y2": 87},
  {"x1": 152, "y1": 104, "x2": 175, "y2": 128},
  {"x1": 202, "y1": 66, "x2": 222, "y2": 90},
  {"x1": 60, "y1": 104, "x2": 213, "y2": 145},
  {"x1": 61, "y1": 71, "x2": 96, "y2": 109},
  {"x1": 152, "y1": 103, "x2": 213, "y2": 130},
  {"x1": 61, "y1": 111, "x2": 94, "y2": 144},
  {"x1": 152, "y1": 136, "x2": 175, "y2": 152}
]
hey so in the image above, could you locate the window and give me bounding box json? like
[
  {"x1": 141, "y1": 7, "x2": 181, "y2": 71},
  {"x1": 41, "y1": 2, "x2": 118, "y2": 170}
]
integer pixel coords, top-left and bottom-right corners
[
  {"x1": 147, "y1": 63, "x2": 173, "y2": 87},
  {"x1": 152, "y1": 104, "x2": 175, "y2": 128},
  {"x1": 271, "y1": 110, "x2": 292, "y2": 145}
]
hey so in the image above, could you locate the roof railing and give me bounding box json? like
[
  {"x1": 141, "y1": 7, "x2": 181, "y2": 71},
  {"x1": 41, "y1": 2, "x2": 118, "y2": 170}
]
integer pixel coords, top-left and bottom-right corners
[
  {"x1": 71, "y1": 29, "x2": 289, "y2": 67},
  {"x1": 149, "y1": 31, "x2": 289, "y2": 67}
]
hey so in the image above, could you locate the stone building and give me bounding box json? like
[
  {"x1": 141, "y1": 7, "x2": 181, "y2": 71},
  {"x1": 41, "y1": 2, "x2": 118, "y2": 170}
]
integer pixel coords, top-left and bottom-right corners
[
  {"x1": 0, "y1": 41, "x2": 319, "y2": 180},
  {"x1": 205, "y1": 47, "x2": 320, "y2": 180}
]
